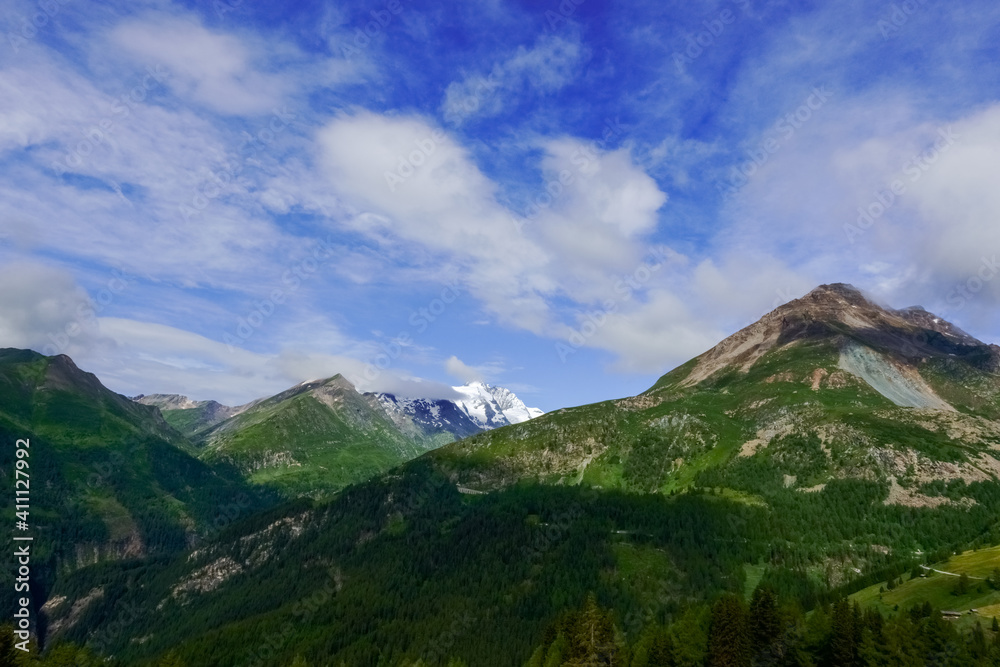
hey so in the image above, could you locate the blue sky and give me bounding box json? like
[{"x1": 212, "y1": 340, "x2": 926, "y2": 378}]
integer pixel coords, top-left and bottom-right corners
[{"x1": 1, "y1": 0, "x2": 1000, "y2": 410}]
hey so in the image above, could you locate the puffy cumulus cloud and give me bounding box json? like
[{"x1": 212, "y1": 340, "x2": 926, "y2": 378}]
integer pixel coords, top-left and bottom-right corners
[
  {"x1": 316, "y1": 110, "x2": 685, "y2": 371},
  {"x1": 528, "y1": 138, "x2": 669, "y2": 303},
  {"x1": 440, "y1": 33, "x2": 585, "y2": 122},
  {"x1": 557, "y1": 289, "x2": 723, "y2": 374},
  {"x1": 690, "y1": 255, "x2": 817, "y2": 324},
  {"x1": 754, "y1": 100, "x2": 1000, "y2": 318},
  {"x1": 0, "y1": 262, "x2": 99, "y2": 355},
  {"x1": 109, "y1": 14, "x2": 290, "y2": 115},
  {"x1": 0, "y1": 262, "x2": 455, "y2": 404},
  {"x1": 539, "y1": 139, "x2": 667, "y2": 238},
  {"x1": 43, "y1": 315, "x2": 462, "y2": 406},
  {"x1": 317, "y1": 111, "x2": 553, "y2": 333},
  {"x1": 444, "y1": 355, "x2": 483, "y2": 384},
  {"x1": 904, "y1": 106, "x2": 1000, "y2": 287}
]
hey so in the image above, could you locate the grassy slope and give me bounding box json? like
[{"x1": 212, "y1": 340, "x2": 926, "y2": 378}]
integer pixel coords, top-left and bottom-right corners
[
  {"x1": 428, "y1": 336, "x2": 1000, "y2": 588},
  {"x1": 160, "y1": 405, "x2": 222, "y2": 440},
  {"x1": 0, "y1": 350, "x2": 276, "y2": 629},
  {"x1": 200, "y1": 387, "x2": 424, "y2": 496},
  {"x1": 435, "y1": 340, "x2": 892, "y2": 492},
  {"x1": 436, "y1": 334, "x2": 998, "y2": 494},
  {"x1": 35, "y1": 331, "x2": 1000, "y2": 664},
  {"x1": 851, "y1": 544, "x2": 1000, "y2": 630}
]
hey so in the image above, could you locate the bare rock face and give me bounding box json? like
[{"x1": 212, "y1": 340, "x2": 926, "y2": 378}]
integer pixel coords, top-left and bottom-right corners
[
  {"x1": 680, "y1": 283, "x2": 999, "y2": 396},
  {"x1": 838, "y1": 341, "x2": 954, "y2": 411}
]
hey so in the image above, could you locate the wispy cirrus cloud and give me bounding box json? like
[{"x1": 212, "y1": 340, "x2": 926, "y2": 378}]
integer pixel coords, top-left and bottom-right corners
[
  {"x1": 440, "y1": 33, "x2": 586, "y2": 124},
  {"x1": 1, "y1": 0, "x2": 999, "y2": 411}
]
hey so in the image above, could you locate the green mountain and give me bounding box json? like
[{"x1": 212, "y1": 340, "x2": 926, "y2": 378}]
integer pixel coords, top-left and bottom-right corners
[
  {"x1": 134, "y1": 393, "x2": 242, "y2": 440},
  {"x1": 435, "y1": 283, "x2": 1000, "y2": 501},
  {"x1": 0, "y1": 349, "x2": 275, "y2": 638},
  {"x1": 192, "y1": 375, "x2": 437, "y2": 496},
  {"x1": 28, "y1": 286, "x2": 1000, "y2": 664},
  {"x1": 0, "y1": 348, "x2": 187, "y2": 450}
]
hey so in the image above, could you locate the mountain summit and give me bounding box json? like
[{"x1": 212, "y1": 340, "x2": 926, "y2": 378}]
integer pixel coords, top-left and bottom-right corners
[
  {"x1": 450, "y1": 381, "x2": 544, "y2": 428},
  {"x1": 679, "y1": 282, "x2": 996, "y2": 392},
  {"x1": 435, "y1": 284, "x2": 1000, "y2": 500},
  {"x1": 137, "y1": 376, "x2": 542, "y2": 496}
]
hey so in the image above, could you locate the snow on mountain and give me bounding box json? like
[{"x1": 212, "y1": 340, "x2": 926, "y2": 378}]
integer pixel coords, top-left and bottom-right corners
[
  {"x1": 371, "y1": 382, "x2": 543, "y2": 441},
  {"x1": 371, "y1": 394, "x2": 483, "y2": 443},
  {"x1": 450, "y1": 381, "x2": 543, "y2": 429}
]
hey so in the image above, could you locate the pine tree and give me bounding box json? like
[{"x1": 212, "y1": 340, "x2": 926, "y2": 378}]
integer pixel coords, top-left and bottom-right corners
[
  {"x1": 543, "y1": 631, "x2": 569, "y2": 667},
  {"x1": 706, "y1": 594, "x2": 750, "y2": 667},
  {"x1": 828, "y1": 599, "x2": 856, "y2": 667},
  {"x1": 525, "y1": 645, "x2": 545, "y2": 667},
  {"x1": 748, "y1": 585, "x2": 781, "y2": 665},
  {"x1": 157, "y1": 651, "x2": 187, "y2": 667},
  {"x1": 632, "y1": 624, "x2": 676, "y2": 667},
  {"x1": 566, "y1": 594, "x2": 625, "y2": 665},
  {"x1": 0, "y1": 626, "x2": 17, "y2": 667},
  {"x1": 648, "y1": 627, "x2": 676, "y2": 667},
  {"x1": 969, "y1": 622, "x2": 988, "y2": 662}
]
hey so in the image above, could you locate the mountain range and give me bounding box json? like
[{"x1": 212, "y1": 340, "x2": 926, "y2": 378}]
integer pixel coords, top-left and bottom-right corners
[
  {"x1": 134, "y1": 378, "x2": 542, "y2": 496},
  {"x1": 433, "y1": 283, "x2": 1000, "y2": 499},
  {"x1": 8, "y1": 283, "x2": 1000, "y2": 665}
]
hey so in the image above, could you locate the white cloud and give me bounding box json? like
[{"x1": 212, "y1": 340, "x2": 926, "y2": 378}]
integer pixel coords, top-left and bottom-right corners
[
  {"x1": 313, "y1": 110, "x2": 695, "y2": 371},
  {"x1": 441, "y1": 33, "x2": 585, "y2": 123},
  {"x1": 716, "y1": 95, "x2": 1000, "y2": 336},
  {"x1": 109, "y1": 14, "x2": 289, "y2": 115},
  {"x1": 317, "y1": 110, "x2": 554, "y2": 332},
  {"x1": 539, "y1": 139, "x2": 667, "y2": 238},
  {"x1": 567, "y1": 290, "x2": 723, "y2": 374},
  {"x1": 444, "y1": 355, "x2": 483, "y2": 384},
  {"x1": 0, "y1": 262, "x2": 98, "y2": 355}
]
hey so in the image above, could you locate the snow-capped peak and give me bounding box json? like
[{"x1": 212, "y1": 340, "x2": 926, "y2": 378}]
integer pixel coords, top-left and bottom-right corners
[
  {"x1": 451, "y1": 382, "x2": 542, "y2": 429},
  {"x1": 370, "y1": 382, "x2": 543, "y2": 441}
]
